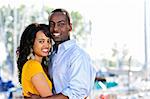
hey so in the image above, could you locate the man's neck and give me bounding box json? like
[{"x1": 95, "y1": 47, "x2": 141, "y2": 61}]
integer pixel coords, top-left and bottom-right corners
[
  {"x1": 53, "y1": 39, "x2": 69, "y2": 53},
  {"x1": 55, "y1": 38, "x2": 70, "y2": 45}
]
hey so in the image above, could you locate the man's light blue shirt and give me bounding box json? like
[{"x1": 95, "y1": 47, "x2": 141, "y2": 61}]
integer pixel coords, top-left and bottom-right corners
[{"x1": 49, "y1": 40, "x2": 96, "y2": 99}]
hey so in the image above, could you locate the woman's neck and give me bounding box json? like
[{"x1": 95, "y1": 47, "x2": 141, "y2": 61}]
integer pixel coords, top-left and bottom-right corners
[{"x1": 34, "y1": 56, "x2": 42, "y2": 63}]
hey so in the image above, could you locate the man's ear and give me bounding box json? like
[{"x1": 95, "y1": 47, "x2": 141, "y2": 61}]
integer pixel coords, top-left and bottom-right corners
[{"x1": 68, "y1": 23, "x2": 72, "y2": 31}]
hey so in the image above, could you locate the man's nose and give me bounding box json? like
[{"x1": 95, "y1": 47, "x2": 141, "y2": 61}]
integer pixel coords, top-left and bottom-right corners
[{"x1": 54, "y1": 24, "x2": 59, "y2": 32}]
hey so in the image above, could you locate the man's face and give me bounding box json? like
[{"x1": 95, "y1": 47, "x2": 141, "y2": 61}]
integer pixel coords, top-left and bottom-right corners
[{"x1": 49, "y1": 12, "x2": 72, "y2": 43}]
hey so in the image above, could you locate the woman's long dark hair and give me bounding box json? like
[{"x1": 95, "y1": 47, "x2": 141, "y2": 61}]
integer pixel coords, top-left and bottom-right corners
[{"x1": 17, "y1": 23, "x2": 51, "y2": 84}]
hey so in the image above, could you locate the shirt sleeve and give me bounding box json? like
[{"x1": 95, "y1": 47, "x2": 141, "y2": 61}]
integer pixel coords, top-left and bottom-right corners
[
  {"x1": 61, "y1": 52, "x2": 96, "y2": 99},
  {"x1": 27, "y1": 60, "x2": 43, "y2": 79}
]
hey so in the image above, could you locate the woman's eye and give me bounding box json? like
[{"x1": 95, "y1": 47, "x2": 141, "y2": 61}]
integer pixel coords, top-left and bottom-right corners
[
  {"x1": 47, "y1": 40, "x2": 51, "y2": 44},
  {"x1": 39, "y1": 40, "x2": 44, "y2": 43}
]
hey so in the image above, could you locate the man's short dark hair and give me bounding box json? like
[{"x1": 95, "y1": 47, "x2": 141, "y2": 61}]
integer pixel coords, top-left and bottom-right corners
[{"x1": 48, "y1": 8, "x2": 71, "y2": 25}]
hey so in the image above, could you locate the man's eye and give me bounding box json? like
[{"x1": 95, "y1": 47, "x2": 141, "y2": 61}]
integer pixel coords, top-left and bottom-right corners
[
  {"x1": 58, "y1": 23, "x2": 65, "y2": 27},
  {"x1": 50, "y1": 23, "x2": 54, "y2": 27}
]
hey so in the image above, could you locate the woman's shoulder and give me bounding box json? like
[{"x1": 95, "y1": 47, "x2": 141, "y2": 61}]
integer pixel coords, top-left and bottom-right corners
[
  {"x1": 24, "y1": 59, "x2": 41, "y2": 69},
  {"x1": 26, "y1": 59, "x2": 41, "y2": 65}
]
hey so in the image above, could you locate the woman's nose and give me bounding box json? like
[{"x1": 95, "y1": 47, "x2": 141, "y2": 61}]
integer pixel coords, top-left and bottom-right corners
[{"x1": 44, "y1": 42, "x2": 50, "y2": 48}]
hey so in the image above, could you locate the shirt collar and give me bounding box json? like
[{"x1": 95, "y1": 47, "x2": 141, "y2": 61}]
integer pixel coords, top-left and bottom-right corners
[{"x1": 58, "y1": 39, "x2": 76, "y2": 51}]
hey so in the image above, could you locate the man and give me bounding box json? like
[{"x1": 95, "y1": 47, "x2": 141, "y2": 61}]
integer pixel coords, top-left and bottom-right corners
[{"x1": 30, "y1": 8, "x2": 96, "y2": 99}]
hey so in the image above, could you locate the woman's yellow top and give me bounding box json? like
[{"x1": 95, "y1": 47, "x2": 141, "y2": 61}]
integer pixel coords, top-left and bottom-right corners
[{"x1": 21, "y1": 59, "x2": 52, "y2": 97}]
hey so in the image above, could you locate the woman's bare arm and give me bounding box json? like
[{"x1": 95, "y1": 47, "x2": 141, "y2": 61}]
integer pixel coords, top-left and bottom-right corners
[{"x1": 31, "y1": 72, "x2": 53, "y2": 97}]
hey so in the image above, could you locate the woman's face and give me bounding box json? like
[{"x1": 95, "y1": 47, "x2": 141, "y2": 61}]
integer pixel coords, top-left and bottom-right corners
[{"x1": 33, "y1": 31, "x2": 51, "y2": 61}]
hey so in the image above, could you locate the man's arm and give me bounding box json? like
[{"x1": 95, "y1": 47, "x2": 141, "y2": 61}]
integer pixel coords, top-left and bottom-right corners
[
  {"x1": 63, "y1": 51, "x2": 96, "y2": 98},
  {"x1": 41, "y1": 93, "x2": 68, "y2": 99},
  {"x1": 28, "y1": 93, "x2": 68, "y2": 99}
]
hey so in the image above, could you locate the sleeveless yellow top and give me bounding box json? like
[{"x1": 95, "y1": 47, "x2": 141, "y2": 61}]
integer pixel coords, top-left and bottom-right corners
[{"x1": 21, "y1": 59, "x2": 52, "y2": 97}]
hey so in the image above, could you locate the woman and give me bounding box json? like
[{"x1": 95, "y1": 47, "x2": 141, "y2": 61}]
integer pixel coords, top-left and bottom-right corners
[{"x1": 17, "y1": 23, "x2": 53, "y2": 98}]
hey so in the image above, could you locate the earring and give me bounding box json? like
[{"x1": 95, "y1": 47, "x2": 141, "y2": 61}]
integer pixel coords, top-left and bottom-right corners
[
  {"x1": 43, "y1": 56, "x2": 49, "y2": 66},
  {"x1": 46, "y1": 56, "x2": 49, "y2": 61},
  {"x1": 27, "y1": 48, "x2": 35, "y2": 60},
  {"x1": 49, "y1": 50, "x2": 51, "y2": 55}
]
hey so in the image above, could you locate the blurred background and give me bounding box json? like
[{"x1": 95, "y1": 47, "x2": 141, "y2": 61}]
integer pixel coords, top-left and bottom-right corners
[{"x1": 0, "y1": 0, "x2": 150, "y2": 98}]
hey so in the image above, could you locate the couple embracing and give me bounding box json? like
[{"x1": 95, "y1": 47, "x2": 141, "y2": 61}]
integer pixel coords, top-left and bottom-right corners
[{"x1": 17, "y1": 8, "x2": 96, "y2": 99}]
